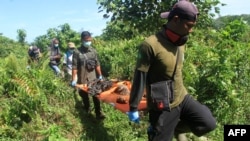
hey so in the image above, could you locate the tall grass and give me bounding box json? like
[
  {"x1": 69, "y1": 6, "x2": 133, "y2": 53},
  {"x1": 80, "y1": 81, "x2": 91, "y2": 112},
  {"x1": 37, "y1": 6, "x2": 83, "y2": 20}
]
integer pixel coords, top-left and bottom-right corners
[{"x1": 0, "y1": 27, "x2": 249, "y2": 140}]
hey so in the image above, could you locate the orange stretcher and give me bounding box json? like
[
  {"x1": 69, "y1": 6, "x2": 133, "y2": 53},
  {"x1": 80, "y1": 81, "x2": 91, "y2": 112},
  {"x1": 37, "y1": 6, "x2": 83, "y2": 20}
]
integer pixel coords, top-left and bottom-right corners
[{"x1": 76, "y1": 81, "x2": 147, "y2": 113}]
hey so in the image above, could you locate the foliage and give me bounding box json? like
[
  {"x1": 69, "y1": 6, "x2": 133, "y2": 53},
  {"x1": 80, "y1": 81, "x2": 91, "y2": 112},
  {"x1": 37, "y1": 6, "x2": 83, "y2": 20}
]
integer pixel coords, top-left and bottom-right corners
[
  {"x1": 95, "y1": 36, "x2": 144, "y2": 79},
  {"x1": 0, "y1": 36, "x2": 27, "y2": 58},
  {"x1": 33, "y1": 35, "x2": 51, "y2": 53},
  {"x1": 33, "y1": 23, "x2": 81, "y2": 53},
  {"x1": 100, "y1": 20, "x2": 140, "y2": 41},
  {"x1": 219, "y1": 18, "x2": 250, "y2": 41},
  {"x1": 17, "y1": 29, "x2": 27, "y2": 44},
  {"x1": 0, "y1": 51, "x2": 149, "y2": 140},
  {"x1": 0, "y1": 50, "x2": 79, "y2": 140},
  {"x1": 182, "y1": 23, "x2": 250, "y2": 140},
  {"x1": 213, "y1": 14, "x2": 250, "y2": 30},
  {"x1": 98, "y1": 0, "x2": 222, "y2": 40},
  {"x1": 0, "y1": 14, "x2": 250, "y2": 141}
]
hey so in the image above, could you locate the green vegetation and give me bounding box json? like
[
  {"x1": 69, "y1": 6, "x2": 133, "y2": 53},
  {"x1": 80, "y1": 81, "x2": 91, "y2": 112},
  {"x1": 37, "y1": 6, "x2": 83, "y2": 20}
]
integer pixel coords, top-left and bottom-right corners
[
  {"x1": 97, "y1": 0, "x2": 222, "y2": 39},
  {"x1": 0, "y1": 1, "x2": 250, "y2": 140}
]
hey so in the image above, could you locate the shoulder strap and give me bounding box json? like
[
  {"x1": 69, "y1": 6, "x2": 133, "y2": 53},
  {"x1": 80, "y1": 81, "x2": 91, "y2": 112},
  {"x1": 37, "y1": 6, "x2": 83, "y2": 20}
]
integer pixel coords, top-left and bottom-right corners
[
  {"x1": 171, "y1": 48, "x2": 179, "y2": 80},
  {"x1": 66, "y1": 51, "x2": 72, "y2": 58},
  {"x1": 83, "y1": 54, "x2": 88, "y2": 59},
  {"x1": 66, "y1": 51, "x2": 70, "y2": 65}
]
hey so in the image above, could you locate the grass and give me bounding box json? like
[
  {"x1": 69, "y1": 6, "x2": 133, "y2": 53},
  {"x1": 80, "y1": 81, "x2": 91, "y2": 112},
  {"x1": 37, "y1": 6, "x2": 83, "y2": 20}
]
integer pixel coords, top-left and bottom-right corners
[{"x1": 0, "y1": 72, "x2": 223, "y2": 141}]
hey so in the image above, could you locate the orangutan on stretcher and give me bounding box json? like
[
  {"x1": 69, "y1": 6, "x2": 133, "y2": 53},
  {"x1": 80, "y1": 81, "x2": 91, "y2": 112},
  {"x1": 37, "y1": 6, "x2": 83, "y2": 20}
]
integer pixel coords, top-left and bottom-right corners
[{"x1": 75, "y1": 79, "x2": 147, "y2": 113}]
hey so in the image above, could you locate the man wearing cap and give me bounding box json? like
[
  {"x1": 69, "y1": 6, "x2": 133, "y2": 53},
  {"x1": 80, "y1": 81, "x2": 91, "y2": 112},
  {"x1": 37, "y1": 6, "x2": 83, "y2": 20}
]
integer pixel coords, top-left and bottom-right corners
[
  {"x1": 71, "y1": 31, "x2": 105, "y2": 120},
  {"x1": 63, "y1": 42, "x2": 77, "y2": 81},
  {"x1": 128, "y1": 0, "x2": 216, "y2": 141}
]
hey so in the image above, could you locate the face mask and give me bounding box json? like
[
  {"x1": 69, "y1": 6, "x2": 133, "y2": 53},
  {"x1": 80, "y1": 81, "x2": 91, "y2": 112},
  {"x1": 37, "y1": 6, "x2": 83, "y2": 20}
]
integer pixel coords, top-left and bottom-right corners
[
  {"x1": 165, "y1": 29, "x2": 188, "y2": 46},
  {"x1": 54, "y1": 44, "x2": 59, "y2": 48},
  {"x1": 69, "y1": 49, "x2": 74, "y2": 53},
  {"x1": 83, "y1": 41, "x2": 91, "y2": 47}
]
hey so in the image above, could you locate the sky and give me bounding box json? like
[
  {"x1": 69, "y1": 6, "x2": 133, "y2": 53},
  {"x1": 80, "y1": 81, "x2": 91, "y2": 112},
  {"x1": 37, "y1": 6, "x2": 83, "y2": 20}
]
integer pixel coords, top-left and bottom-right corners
[{"x1": 0, "y1": 0, "x2": 249, "y2": 43}]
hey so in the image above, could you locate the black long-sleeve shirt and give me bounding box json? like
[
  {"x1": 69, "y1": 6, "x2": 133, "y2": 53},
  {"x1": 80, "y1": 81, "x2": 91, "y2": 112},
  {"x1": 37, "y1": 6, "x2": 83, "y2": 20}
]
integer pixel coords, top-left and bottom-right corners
[{"x1": 129, "y1": 70, "x2": 147, "y2": 111}]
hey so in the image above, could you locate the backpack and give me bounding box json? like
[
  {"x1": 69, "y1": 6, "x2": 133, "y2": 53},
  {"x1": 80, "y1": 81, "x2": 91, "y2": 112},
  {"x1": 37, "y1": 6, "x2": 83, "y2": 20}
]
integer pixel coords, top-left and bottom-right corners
[{"x1": 29, "y1": 46, "x2": 40, "y2": 59}]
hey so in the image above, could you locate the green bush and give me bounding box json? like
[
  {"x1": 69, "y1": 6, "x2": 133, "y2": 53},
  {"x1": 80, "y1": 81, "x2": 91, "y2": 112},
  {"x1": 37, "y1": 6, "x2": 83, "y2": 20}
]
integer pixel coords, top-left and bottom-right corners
[{"x1": 0, "y1": 22, "x2": 249, "y2": 140}]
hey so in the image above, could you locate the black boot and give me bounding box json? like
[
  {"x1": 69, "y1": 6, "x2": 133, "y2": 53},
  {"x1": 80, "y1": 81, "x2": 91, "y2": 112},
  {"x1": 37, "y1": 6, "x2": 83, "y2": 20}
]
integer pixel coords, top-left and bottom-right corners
[
  {"x1": 79, "y1": 90, "x2": 91, "y2": 114},
  {"x1": 96, "y1": 111, "x2": 106, "y2": 120},
  {"x1": 93, "y1": 96, "x2": 105, "y2": 120}
]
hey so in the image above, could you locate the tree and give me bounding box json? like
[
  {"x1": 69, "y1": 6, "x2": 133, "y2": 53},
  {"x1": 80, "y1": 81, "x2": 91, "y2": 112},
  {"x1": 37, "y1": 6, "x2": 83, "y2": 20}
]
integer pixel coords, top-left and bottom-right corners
[
  {"x1": 219, "y1": 18, "x2": 249, "y2": 42},
  {"x1": 17, "y1": 29, "x2": 27, "y2": 44},
  {"x1": 57, "y1": 23, "x2": 81, "y2": 51},
  {"x1": 98, "y1": 0, "x2": 224, "y2": 40},
  {"x1": 101, "y1": 20, "x2": 136, "y2": 40},
  {"x1": 34, "y1": 35, "x2": 50, "y2": 52},
  {"x1": 33, "y1": 23, "x2": 80, "y2": 52},
  {"x1": 213, "y1": 14, "x2": 250, "y2": 30}
]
